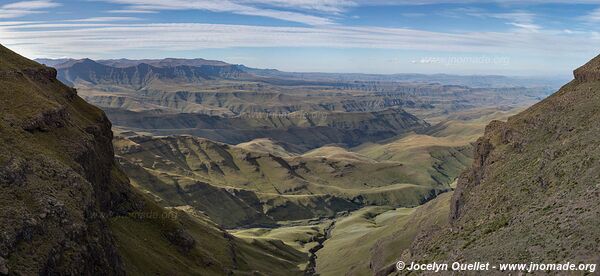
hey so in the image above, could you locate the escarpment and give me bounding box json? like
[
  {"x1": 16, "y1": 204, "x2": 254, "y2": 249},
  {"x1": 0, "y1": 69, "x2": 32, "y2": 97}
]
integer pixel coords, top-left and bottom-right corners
[{"x1": 56, "y1": 58, "x2": 250, "y2": 87}]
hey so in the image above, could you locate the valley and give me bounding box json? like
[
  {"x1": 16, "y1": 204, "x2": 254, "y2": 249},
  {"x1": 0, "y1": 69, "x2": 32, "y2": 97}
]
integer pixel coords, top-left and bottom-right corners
[
  {"x1": 34, "y1": 57, "x2": 542, "y2": 274},
  {"x1": 31, "y1": 56, "x2": 549, "y2": 275},
  {"x1": 0, "y1": 47, "x2": 569, "y2": 275},
  {"x1": 3, "y1": 1, "x2": 599, "y2": 275}
]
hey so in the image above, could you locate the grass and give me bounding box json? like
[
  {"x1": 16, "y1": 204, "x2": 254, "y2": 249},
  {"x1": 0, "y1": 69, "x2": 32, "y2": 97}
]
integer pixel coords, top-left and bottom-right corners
[
  {"x1": 109, "y1": 199, "x2": 308, "y2": 275},
  {"x1": 409, "y1": 61, "x2": 600, "y2": 264},
  {"x1": 316, "y1": 192, "x2": 453, "y2": 275},
  {"x1": 227, "y1": 193, "x2": 453, "y2": 276},
  {"x1": 112, "y1": 106, "x2": 520, "y2": 228},
  {"x1": 114, "y1": 134, "x2": 448, "y2": 227}
]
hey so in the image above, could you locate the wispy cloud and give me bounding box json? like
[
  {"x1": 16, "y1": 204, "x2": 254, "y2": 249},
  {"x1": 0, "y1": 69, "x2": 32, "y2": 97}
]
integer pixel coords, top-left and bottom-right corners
[
  {"x1": 494, "y1": 12, "x2": 542, "y2": 33},
  {"x1": 103, "y1": 0, "x2": 335, "y2": 25},
  {"x1": 443, "y1": 8, "x2": 543, "y2": 32},
  {"x1": 65, "y1": 17, "x2": 141, "y2": 22},
  {"x1": 508, "y1": 22, "x2": 542, "y2": 32},
  {"x1": 582, "y1": 8, "x2": 600, "y2": 22},
  {"x1": 107, "y1": 9, "x2": 158, "y2": 14},
  {"x1": 2, "y1": 22, "x2": 598, "y2": 59},
  {"x1": 0, "y1": 0, "x2": 60, "y2": 19},
  {"x1": 237, "y1": 0, "x2": 357, "y2": 13}
]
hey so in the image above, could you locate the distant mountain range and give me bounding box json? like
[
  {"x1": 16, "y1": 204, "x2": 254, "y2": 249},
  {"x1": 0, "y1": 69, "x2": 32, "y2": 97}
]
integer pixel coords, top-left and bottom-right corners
[
  {"x1": 36, "y1": 57, "x2": 229, "y2": 68},
  {"x1": 34, "y1": 57, "x2": 554, "y2": 152},
  {"x1": 42, "y1": 58, "x2": 250, "y2": 87},
  {"x1": 37, "y1": 58, "x2": 568, "y2": 89}
]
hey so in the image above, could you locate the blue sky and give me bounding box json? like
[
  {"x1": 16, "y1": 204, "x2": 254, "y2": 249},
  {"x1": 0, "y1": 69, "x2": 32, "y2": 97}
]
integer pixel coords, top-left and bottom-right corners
[{"x1": 1, "y1": 0, "x2": 600, "y2": 76}]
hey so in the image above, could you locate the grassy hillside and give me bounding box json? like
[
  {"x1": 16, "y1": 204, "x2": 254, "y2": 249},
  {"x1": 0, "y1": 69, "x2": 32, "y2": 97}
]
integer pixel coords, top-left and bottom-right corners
[
  {"x1": 220, "y1": 106, "x2": 523, "y2": 275},
  {"x1": 114, "y1": 134, "x2": 447, "y2": 227},
  {"x1": 354, "y1": 107, "x2": 521, "y2": 187},
  {"x1": 112, "y1": 105, "x2": 519, "y2": 228},
  {"x1": 106, "y1": 106, "x2": 429, "y2": 151},
  {"x1": 408, "y1": 55, "x2": 600, "y2": 267},
  {"x1": 109, "y1": 202, "x2": 307, "y2": 275}
]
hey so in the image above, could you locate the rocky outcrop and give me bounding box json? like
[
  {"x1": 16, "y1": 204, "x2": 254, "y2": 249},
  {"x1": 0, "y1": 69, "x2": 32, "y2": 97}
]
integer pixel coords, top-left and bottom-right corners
[
  {"x1": 21, "y1": 106, "x2": 68, "y2": 132},
  {"x1": 574, "y1": 54, "x2": 600, "y2": 82}
]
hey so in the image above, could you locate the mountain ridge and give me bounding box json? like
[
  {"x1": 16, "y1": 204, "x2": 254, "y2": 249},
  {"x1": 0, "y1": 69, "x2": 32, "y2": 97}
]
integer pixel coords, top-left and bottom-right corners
[
  {"x1": 37, "y1": 57, "x2": 566, "y2": 89},
  {"x1": 52, "y1": 58, "x2": 250, "y2": 87}
]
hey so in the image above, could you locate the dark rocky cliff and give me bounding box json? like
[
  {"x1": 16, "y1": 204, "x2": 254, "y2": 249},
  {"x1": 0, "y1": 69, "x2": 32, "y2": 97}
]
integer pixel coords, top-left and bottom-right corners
[{"x1": 0, "y1": 45, "x2": 142, "y2": 274}]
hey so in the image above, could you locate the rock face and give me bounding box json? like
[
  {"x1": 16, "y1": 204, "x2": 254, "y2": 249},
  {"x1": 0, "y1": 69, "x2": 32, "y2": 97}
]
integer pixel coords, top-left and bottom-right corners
[
  {"x1": 0, "y1": 44, "x2": 141, "y2": 274},
  {"x1": 408, "y1": 55, "x2": 600, "y2": 266},
  {"x1": 574, "y1": 54, "x2": 600, "y2": 82}
]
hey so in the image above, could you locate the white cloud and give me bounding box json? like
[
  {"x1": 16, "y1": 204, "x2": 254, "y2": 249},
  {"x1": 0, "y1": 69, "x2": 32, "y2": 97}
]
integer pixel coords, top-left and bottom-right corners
[
  {"x1": 443, "y1": 8, "x2": 544, "y2": 32},
  {"x1": 104, "y1": 0, "x2": 335, "y2": 25},
  {"x1": 107, "y1": 9, "x2": 158, "y2": 14},
  {"x1": 508, "y1": 22, "x2": 542, "y2": 32},
  {"x1": 2, "y1": 22, "x2": 598, "y2": 59},
  {"x1": 236, "y1": 0, "x2": 357, "y2": 13},
  {"x1": 2, "y1": 0, "x2": 59, "y2": 9},
  {"x1": 495, "y1": 12, "x2": 542, "y2": 32},
  {"x1": 582, "y1": 8, "x2": 600, "y2": 22},
  {"x1": 65, "y1": 17, "x2": 141, "y2": 22},
  {"x1": 0, "y1": 0, "x2": 60, "y2": 19}
]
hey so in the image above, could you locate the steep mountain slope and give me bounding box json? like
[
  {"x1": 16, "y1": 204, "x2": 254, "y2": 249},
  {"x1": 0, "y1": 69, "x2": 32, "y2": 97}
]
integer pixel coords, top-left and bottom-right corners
[
  {"x1": 0, "y1": 45, "x2": 306, "y2": 275},
  {"x1": 407, "y1": 55, "x2": 600, "y2": 266},
  {"x1": 354, "y1": 107, "x2": 521, "y2": 188},
  {"x1": 0, "y1": 44, "x2": 140, "y2": 275}
]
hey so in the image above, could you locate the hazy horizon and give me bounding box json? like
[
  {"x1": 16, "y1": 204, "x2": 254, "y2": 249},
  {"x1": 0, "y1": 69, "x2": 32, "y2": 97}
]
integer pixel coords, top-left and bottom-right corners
[{"x1": 33, "y1": 56, "x2": 577, "y2": 80}]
